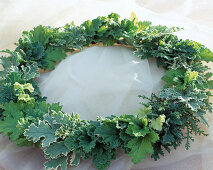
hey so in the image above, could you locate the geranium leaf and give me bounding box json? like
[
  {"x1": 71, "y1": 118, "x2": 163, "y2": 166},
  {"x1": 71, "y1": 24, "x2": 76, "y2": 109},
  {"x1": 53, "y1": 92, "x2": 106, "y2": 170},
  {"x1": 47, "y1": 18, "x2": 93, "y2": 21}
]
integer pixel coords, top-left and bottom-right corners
[
  {"x1": 44, "y1": 155, "x2": 69, "y2": 170},
  {"x1": 44, "y1": 141, "x2": 70, "y2": 159},
  {"x1": 150, "y1": 115, "x2": 165, "y2": 131},
  {"x1": 24, "y1": 120, "x2": 59, "y2": 147},
  {"x1": 45, "y1": 47, "x2": 66, "y2": 70},
  {"x1": 127, "y1": 131, "x2": 159, "y2": 164},
  {"x1": 199, "y1": 47, "x2": 213, "y2": 62},
  {"x1": 95, "y1": 123, "x2": 121, "y2": 148},
  {"x1": 0, "y1": 111, "x2": 23, "y2": 140},
  {"x1": 21, "y1": 63, "x2": 39, "y2": 81}
]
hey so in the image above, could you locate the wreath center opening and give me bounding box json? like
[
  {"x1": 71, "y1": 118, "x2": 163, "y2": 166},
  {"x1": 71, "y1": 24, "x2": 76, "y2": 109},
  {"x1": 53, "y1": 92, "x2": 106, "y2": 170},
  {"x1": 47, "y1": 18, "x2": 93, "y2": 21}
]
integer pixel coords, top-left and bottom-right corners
[{"x1": 38, "y1": 46, "x2": 165, "y2": 120}]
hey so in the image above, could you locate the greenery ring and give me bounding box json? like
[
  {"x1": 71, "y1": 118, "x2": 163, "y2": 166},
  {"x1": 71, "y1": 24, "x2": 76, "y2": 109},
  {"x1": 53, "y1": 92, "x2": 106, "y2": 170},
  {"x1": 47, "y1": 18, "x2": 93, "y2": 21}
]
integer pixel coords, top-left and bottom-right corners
[{"x1": 0, "y1": 13, "x2": 213, "y2": 170}]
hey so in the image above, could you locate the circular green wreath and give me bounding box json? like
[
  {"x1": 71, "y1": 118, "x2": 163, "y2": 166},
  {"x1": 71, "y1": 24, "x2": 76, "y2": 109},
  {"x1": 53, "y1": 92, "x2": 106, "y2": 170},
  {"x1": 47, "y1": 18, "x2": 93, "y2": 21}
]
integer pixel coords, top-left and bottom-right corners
[{"x1": 0, "y1": 13, "x2": 213, "y2": 170}]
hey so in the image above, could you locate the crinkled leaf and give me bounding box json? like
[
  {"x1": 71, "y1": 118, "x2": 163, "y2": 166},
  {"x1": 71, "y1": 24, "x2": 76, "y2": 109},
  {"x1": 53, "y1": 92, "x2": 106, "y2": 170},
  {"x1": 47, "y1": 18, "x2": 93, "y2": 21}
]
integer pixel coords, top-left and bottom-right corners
[
  {"x1": 49, "y1": 102, "x2": 63, "y2": 113},
  {"x1": 161, "y1": 69, "x2": 184, "y2": 89},
  {"x1": 126, "y1": 121, "x2": 150, "y2": 137},
  {"x1": 44, "y1": 155, "x2": 69, "y2": 170},
  {"x1": 1, "y1": 101, "x2": 24, "y2": 116},
  {"x1": 45, "y1": 47, "x2": 66, "y2": 70},
  {"x1": 0, "y1": 111, "x2": 23, "y2": 140},
  {"x1": 127, "y1": 131, "x2": 159, "y2": 164},
  {"x1": 95, "y1": 123, "x2": 121, "y2": 148},
  {"x1": 199, "y1": 47, "x2": 213, "y2": 62},
  {"x1": 150, "y1": 115, "x2": 165, "y2": 131},
  {"x1": 45, "y1": 141, "x2": 70, "y2": 159},
  {"x1": 135, "y1": 106, "x2": 152, "y2": 119},
  {"x1": 79, "y1": 134, "x2": 97, "y2": 153},
  {"x1": 30, "y1": 25, "x2": 52, "y2": 45},
  {"x1": 92, "y1": 145, "x2": 116, "y2": 170},
  {"x1": 21, "y1": 63, "x2": 39, "y2": 81},
  {"x1": 70, "y1": 151, "x2": 81, "y2": 166},
  {"x1": 24, "y1": 120, "x2": 59, "y2": 147},
  {"x1": 64, "y1": 135, "x2": 79, "y2": 151}
]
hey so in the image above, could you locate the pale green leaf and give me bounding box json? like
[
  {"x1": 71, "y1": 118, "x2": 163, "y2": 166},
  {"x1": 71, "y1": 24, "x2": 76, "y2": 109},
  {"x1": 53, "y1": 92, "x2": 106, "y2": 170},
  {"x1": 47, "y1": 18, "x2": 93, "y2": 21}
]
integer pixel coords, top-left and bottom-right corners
[
  {"x1": 126, "y1": 122, "x2": 150, "y2": 137},
  {"x1": 199, "y1": 47, "x2": 213, "y2": 62},
  {"x1": 127, "y1": 131, "x2": 159, "y2": 164},
  {"x1": 150, "y1": 115, "x2": 165, "y2": 131},
  {"x1": 135, "y1": 106, "x2": 152, "y2": 119}
]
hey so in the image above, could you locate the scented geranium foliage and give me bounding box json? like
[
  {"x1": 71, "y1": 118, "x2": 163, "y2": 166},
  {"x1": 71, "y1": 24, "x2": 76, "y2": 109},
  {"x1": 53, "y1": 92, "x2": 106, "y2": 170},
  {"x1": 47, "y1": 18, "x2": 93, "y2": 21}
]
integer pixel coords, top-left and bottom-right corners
[{"x1": 0, "y1": 13, "x2": 213, "y2": 170}]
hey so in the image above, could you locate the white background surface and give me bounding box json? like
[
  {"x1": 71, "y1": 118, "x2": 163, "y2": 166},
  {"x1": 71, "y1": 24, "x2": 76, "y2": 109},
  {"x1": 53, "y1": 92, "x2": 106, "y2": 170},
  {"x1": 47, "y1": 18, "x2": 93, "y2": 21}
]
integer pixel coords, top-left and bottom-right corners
[{"x1": 0, "y1": 0, "x2": 213, "y2": 170}]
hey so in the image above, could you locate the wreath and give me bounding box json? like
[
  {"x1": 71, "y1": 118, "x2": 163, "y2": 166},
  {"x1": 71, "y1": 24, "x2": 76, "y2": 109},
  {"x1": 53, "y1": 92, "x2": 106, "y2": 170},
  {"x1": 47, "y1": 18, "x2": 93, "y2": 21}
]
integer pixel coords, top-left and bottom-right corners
[{"x1": 0, "y1": 13, "x2": 213, "y2": 170}]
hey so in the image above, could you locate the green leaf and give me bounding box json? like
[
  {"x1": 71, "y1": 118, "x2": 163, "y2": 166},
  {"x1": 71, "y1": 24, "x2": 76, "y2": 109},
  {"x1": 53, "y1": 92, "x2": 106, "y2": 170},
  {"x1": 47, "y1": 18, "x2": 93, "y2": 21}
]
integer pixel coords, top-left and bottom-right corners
[
  {"x1": 162, "y1": 132, "x2": 175, "y2": 144},
  {"x1": 127, "y1": 131, "x2": 159, "y2": 164},
  {"x1": 161, "y1": 69, "x2": 184, "y2": 89},
  {"x1": 134, "y1": 106, "x2": 152, "y2": 119},
  {"x1": 30, "y1": 25, "x2": 52, "y2": 45},
  {"x1": 44, "y1": 155, "x2": 69, "y2": 170},
  {"x1": 70, "y1": 151, "x2": 81, "y2": 166},
  {"x1": 92, "y1": 18, "x2": 104, "y2": 31},
  {"x1": 49, "y1": 102, "x2": 63, "y2": 113},
  {"x1": 21, "y1": 42, "x2": 46, "y2": 61},
  {"x1": 82, "y1": 20, "x2": 94, "y2": 36},
  {"x1": 36, "y1": 101, "x2": 50, "y2": 113},
  {"x1": 45, "y1": 141, "x2": 70, "y2": 159},
  {"x1": 108, "y1": 13, "x2": 120, "y2": 22},
  {"x1": 24, "y1": 120, "x2": 59, "y2": 147},
  {"x1": 14, "y1": 82, "x2": 34, "y2": 93},
  {"x1": 126, "y1": 120, "x2": 150, "y2": 137},
  {"x1": 14, "y1": 82, "x2": 34, "y2": 102},
  {"x1": 64, "y1": 135, "x2": 79, "y2": 151},
  {"x1": 137, "y1": 21, "x2": 152, "y2": 31},
  {"x1": 185, "y1": 70, "x2": 198, "y2": 83},
  {"x1": 0, "y1": 55, "x2": 13, "y2": 70},
  {"x1": 45, "y1": 47, "x2": 66, "y2": 70},
  {"x1": 1, "y1": 101, "x2": 24, "y2": 115},
  {"x1": 21, "y1": 63, "x2": 39, "y2": 81},
  {"x1": 0, "y1": 51, "x2": 22, "y2": 74},
  {"x1": 92, "y1": 145, "x2": 116, "y2": 170},
  {"x1": 17, "y1": 93, "x2": 32, "y2": 102},
  {"x1": 6, "y1": 71, "x2": 22, "y2": 84},
  {"x1": 0, "y1": 111, "x2": 23, "y2": 140},
  {"x1": 79, "y1": 134, "x2": 97, "y2": 153},
  {"x1": 21, "y1": 101, "x2": 49, "y2": 122},
  {"x1": 199, "y1": 47, "x2": 213, "y2": 62},
  {"x1": 187, "y1": 99, "x2": 205, "y2": 111},
  {"x1": 207, "y1": 80, "x2": 213, "y2": 89},
  {"x1": 194, "y1": 110, "x2": 209, "y2": 126},
  {"x1": 150, "y1": 115, "x2": 165, "y2": 131},
  {"x1": 14, "y1": 138, "x2": 33, "y2": 147},
  {"x1": 130, "y1": 12, "x2": 138, "y2": 25},
  {"x1": 205, "y1": 72, "x2": 213, "y2": 80},
  {"x1": 95, "y1": 123, "x2": 121, "y2": 148}
]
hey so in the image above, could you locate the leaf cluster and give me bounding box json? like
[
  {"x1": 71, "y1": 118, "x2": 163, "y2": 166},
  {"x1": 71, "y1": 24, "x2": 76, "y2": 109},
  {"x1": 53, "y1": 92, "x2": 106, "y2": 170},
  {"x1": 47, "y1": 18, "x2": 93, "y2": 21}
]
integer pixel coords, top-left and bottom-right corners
[{"x1": 24, "y1": 106, "x2": 165, "y2": 170}]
